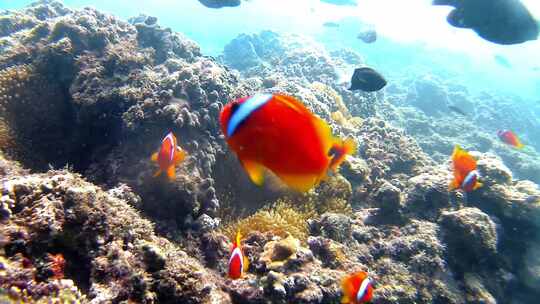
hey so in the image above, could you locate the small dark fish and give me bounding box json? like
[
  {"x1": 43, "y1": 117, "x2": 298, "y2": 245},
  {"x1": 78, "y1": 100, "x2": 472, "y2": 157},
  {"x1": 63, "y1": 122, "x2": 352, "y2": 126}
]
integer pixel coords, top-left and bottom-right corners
[
  {"x1": 357, "y1": 29, "x2": 377, "y2": 43},
  {"x1": 323, "y1": 22, "x2": 340, "y2": 28},
  {"x1": 198, "y1": 0, "x2": 241, "y2": 9},
  {"x1": 349, "y1": 67, "x2": 387, "y2": 92},
  {"x1": 320, "y1": 0, "x2": 358, "y2": 6},
  {"x1": 448, "y1": 105, "x2": 467, "y2": 116},
  {"x1": 433, "y1": 0, "x2": 539, "y2": 45},
  {"x1": 494, "y1": 54, "x2": 512, "y2": 68}
]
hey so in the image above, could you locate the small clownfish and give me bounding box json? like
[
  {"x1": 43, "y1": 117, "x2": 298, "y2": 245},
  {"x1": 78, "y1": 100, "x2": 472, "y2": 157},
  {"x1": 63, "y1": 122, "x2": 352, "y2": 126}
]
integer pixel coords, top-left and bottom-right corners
[
  {"x1": 151, "y1": 132, "x2": 186, "y2": 181},
  {"x1": 228, "y1": 232, "x2": 249, "y2": 279},
  {"x1": 497, "y1": 130, "x2": 524, "y2": 149},
  {"x1": 449, "y1": 145, "x2": 483, "y2": 192},
  {"x1": 341, "y1": 271, "x2": 374, "y2": 304},
  {"x1": 219, "y1": 93, "x2": 356, "y2": 192}
]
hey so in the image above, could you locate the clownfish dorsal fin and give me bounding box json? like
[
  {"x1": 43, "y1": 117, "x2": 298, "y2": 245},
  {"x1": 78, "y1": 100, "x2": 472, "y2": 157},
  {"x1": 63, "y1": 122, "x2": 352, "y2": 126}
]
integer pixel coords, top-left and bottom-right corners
[
  {"x1": 240, "y1": 159, "x2": 265, "y2": 186},
  {"x1": 235, "y1": 231, "x2": 242, "y2": 247},
  {"x1": 273, "y1": 94, "x2": 310, "y2": 114}
]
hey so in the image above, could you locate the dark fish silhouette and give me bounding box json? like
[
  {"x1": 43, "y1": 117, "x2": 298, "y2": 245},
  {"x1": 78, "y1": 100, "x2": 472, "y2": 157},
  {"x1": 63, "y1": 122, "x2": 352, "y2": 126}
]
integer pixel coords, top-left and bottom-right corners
[
  {"x1": 349, "y1": 67, "x2": 387, "y2": 92},
  {"x1": 494, "y1": 54, "x2": 512, "y2": 68},
  {"x1": 433, "y1": 0, "x2": 539, "y2": 45},
  {"x1": 323, "y1": 22, "x2": 340, "y2": 28},
  {"x1": 320, "y1": 0, "x2": 358, "y2": 6},
  {"x1": 198, "y1": 0, "x2": 241, "y2": 9},
  {"x1": 448, "y1": 105, "x2": 467, "y2": 116},
  {"x1": 357, "y1": 29, "x2": 377, "y2": 43}
]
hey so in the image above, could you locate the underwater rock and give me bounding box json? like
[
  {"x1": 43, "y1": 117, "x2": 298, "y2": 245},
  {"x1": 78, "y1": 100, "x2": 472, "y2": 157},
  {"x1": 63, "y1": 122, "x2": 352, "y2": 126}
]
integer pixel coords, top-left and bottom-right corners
[
  {"x1": 522, "y1": 242, "x2": 540, "y2": 290},
  {"x1": 307, "y1": 236, "x2": 347, "y2": 269},
  {"x1": 463, "y1": 273, "x2": 497, "y2": 304},
  {"x1": 0, "y1": 169, "x2": 230, "y2": 303},
  {"x1": 341, "y1": 155, "x2": 370, "y2": 184},
  {"x1": 374, "y1": 181, "x2": 403, "y2": 214},
  {"x1": 259, "y1": 235, "x2": 308, "y2": 272},
  {"x1": 309, "y1": 212, "x2": 353, "y2": 243},
  {"x1": 404, "y1": 167, "x2": 450, "y2": 221},
  {"x1": 408, "y1": 76, "x2": 449, "y2": 116},
  {"x1": 475, "y1": 151, "x2": 513, "y2": 186},
  {"x1": 440, "y1": 208, "x2": 498, "y2": 269}
]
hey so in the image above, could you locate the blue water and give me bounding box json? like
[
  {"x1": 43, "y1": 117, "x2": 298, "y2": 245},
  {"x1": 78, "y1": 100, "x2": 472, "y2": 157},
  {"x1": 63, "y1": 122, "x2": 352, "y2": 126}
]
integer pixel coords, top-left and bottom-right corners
[{"x1": 1, "y1": 0, "x2": 540, "y2": 100}]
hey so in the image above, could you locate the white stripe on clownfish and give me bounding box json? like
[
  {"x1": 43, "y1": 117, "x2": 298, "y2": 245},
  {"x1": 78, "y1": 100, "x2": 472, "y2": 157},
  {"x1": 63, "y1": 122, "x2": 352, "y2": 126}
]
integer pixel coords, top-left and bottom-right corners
[
  {"x1": 228, "y1": 247, "x2": 243, "y2": 272},
  {"x1": 461, "y1": 170, "x2": 479, "y2": 189},
  {"x1": 227, "y1": 94, "x2": 273, "y2": 137},
  {"x1": 356, "y1": 277, "x2": 372, "y2": 303}
]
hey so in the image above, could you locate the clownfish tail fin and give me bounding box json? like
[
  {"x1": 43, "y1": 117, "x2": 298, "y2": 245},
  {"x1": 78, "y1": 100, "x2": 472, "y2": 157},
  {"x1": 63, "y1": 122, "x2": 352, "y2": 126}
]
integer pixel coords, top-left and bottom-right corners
[{"x1": 328, "y1": 138, "x2": 357, "y2": 172}]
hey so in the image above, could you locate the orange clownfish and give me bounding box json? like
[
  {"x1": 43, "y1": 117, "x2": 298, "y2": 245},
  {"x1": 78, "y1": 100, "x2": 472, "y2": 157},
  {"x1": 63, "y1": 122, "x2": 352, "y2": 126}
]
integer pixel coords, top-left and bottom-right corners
[
  {"x1": 341, "y1": 271, "x2": 374, "y2": 304},
  {"x1": 151, "y1": 132, "x2": 186, "y2": 181},
  {"x1": 497, "y1": 130, "x2": 524, "y2": 149},
  {"x1": 219, "y1": 93, "x2": 356, "y2": 192},
  {"x1": 449, "y1": 145, "x2": 483, "y2": 192},
  {"x1": 228, "y1": 232, "x2": 249, "y2": 279}
]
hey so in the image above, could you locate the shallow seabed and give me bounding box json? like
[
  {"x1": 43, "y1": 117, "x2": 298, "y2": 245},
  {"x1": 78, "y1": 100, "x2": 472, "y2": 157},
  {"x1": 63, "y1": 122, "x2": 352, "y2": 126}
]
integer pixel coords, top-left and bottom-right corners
[{"x1": 0, "y1": 1, "x2": 539, "y2": 303}]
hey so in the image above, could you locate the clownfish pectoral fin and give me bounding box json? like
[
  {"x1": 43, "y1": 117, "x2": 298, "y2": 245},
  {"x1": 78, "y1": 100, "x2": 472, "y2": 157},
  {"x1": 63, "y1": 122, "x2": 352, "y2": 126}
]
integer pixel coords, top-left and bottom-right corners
[
  {"x1": 151, "y1": 152, "x2": 158, "y2": 162},
  {"x1": 473, "y1": 181, "x2": 483, "y2": 190},
  {"x1": 174, "y1": 147, "x2": 186, "y2": 164},
  {"x1": 277, "y1": 173, "x2": 319, "y2": 192},
  {"x1": 240, "y1": 159, "x2": 265, "y2": 186},
  {"x1": 166, "y1": 166, "x2": 176, "y2": 180}
]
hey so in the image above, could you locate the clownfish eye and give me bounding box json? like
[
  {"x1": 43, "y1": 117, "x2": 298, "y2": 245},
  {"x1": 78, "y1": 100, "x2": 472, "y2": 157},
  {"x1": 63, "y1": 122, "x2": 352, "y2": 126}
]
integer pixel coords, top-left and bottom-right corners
[{"x1": 231, "y1": 102, "x2": 240, "y2": 115}]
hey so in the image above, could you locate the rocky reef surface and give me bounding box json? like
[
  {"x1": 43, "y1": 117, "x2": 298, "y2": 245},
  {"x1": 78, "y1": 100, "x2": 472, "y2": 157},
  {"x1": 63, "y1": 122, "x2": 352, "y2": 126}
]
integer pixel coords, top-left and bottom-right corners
[{"x1": 1, "y1": 1, "x2": 539, "y2": 303}]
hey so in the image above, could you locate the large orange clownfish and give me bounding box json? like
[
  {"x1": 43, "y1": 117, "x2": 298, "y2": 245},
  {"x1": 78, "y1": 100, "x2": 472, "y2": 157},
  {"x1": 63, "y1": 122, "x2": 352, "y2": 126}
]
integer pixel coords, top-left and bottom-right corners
[
  {"x1": 219, "y1": 93, "x2": 356, "y2": 192},
  {"x1": 228, "y1": 232, "x2": 249, "y2": 279},
  {"x1": 449, "y1": 145, "x2": 483, "y2": 192},
  {"x1": 341, "y1": 271, "x2": 374, "y2": 304},
  {"x1": 151, "y1": 132, "x2": 186, "y2": 181}
]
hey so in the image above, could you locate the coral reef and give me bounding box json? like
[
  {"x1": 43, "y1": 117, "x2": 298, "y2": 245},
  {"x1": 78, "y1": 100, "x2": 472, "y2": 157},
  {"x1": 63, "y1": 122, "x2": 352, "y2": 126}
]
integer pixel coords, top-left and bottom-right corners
[
  {"x1": 0, "y1": 2, "x2": 539, "y2": 304},
  {"x1": 1, "y1": 168, "x2": 231, "y2": 303}
]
